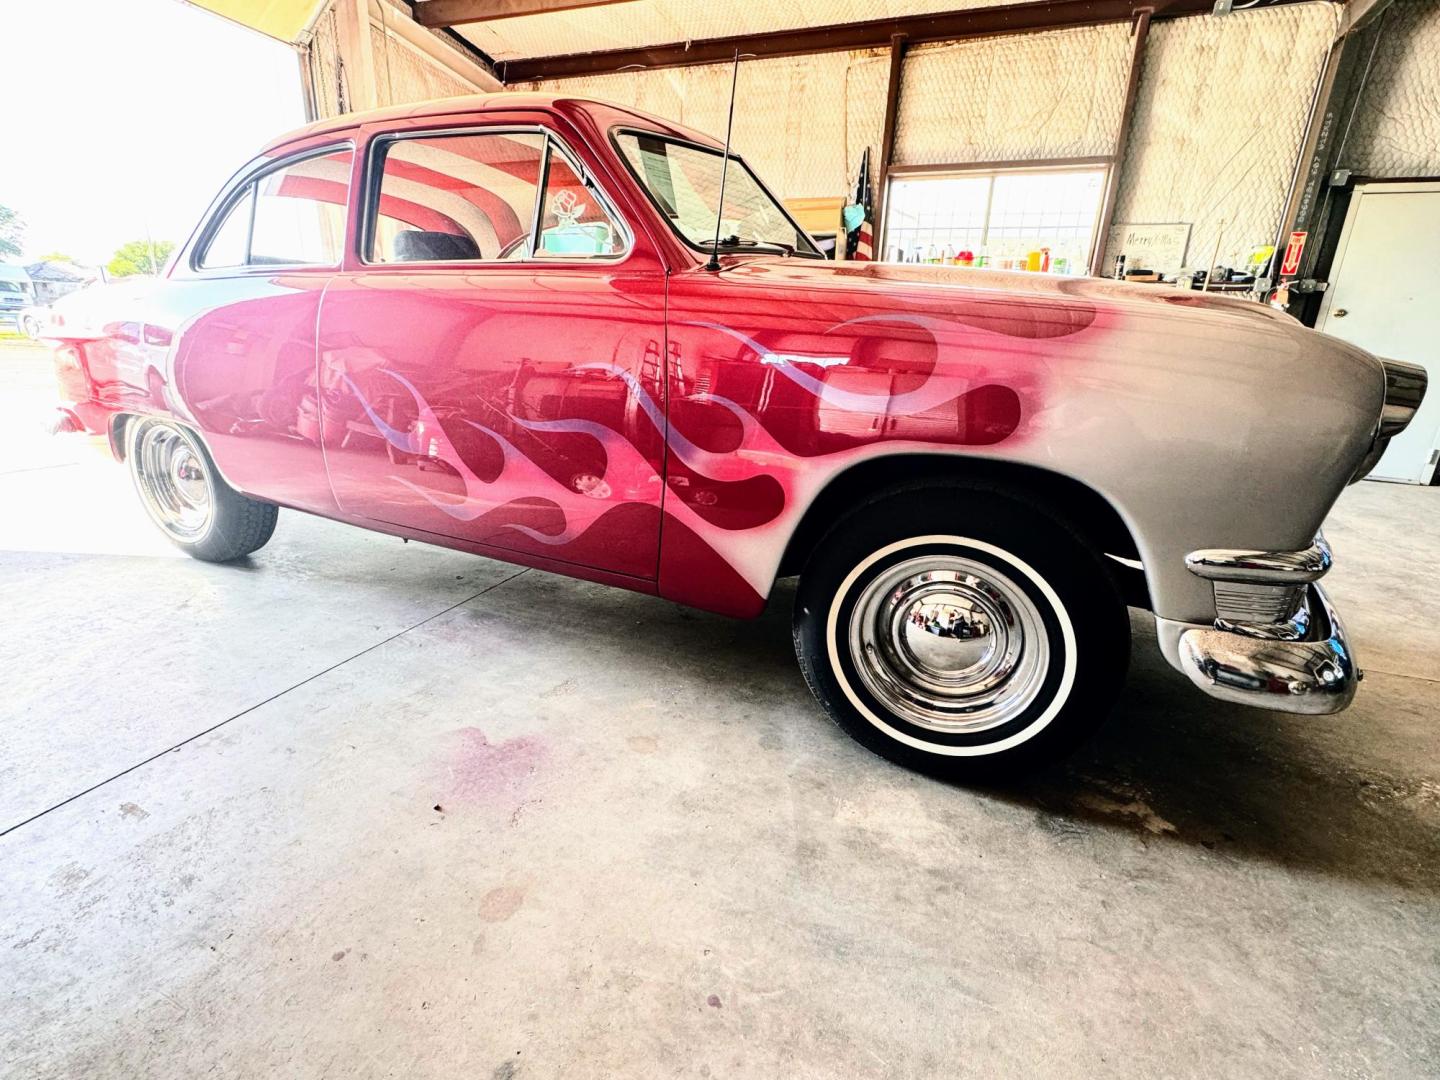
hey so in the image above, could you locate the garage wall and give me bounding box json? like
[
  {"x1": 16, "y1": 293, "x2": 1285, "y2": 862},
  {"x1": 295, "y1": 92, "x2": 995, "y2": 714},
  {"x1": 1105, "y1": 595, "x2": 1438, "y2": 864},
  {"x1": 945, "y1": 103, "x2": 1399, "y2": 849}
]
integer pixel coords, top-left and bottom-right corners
[
  {"x1": 893, "y1": 25, "x2": 1132, "y2": 166},
  {"x1": 371, "y1": 13, "x2": 481, "y2": 105},
  {"x1": 303, "y1": 0, "x2": 498, "y2": 120},
  {"x1": 297, "y1": 0, "x2": 1437, "y2": 286},
  {"x1": 1105, "y1": 2, "x2": 1340, "y2": 272},
  {"x1": 1340, "y1": 0, "x2": 1440, "y2": 178},
  {"x1": 523, "y1": 28, "x2": 1134, "y2": 200},
  {"x1": 306, "y1": 5, "x2": 349, "y2": 118},
  {"x1": 525, "y1": 7, "x2": 1345, "y2": 278},
  {"x1": 520, "y1": 49, "x2": 891, "y2": 200}
]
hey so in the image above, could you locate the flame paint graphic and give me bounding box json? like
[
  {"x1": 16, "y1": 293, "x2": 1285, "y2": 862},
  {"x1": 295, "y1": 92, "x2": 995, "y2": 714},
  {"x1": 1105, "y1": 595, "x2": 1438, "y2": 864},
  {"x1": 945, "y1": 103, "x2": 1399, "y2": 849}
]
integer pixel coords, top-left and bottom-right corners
[
  {"x1": 347, "y1": 368, "x2": 662, "y2": 548},
  {"x1": 686, "y1": 318, "x2": 974, "y2": 415},
  {"x1": 342, "y1": 315, "x2": 1034, "y2": 597}
]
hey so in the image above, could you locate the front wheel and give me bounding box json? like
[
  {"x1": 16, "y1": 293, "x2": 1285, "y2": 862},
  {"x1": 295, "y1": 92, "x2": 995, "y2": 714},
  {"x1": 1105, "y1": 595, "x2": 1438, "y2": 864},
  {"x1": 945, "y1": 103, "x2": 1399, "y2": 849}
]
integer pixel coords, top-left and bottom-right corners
[
  {"x1": 127, "y1": 418, "x2": 278, "y2": 562},
  {"x1": 793, "y1": 485, "x2": 1130, "y2": 780}
]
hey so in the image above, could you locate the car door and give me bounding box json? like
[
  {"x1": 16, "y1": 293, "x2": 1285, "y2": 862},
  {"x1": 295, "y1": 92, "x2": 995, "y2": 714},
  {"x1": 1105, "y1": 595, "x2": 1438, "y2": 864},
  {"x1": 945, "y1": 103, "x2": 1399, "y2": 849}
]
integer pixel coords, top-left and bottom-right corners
[
  {"x1": 316, "y1": 117, "x2": 669, "y2": 580},
  {"x1": 166, "y1": 141, "x2": 354, "y2": 513}
]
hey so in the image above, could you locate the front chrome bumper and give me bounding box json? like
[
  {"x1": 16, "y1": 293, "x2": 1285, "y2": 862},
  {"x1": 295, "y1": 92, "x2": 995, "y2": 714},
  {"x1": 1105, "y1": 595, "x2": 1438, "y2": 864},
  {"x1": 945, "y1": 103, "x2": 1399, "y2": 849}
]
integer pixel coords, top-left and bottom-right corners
[{"x1": 1177, "y1": 581, "x2": 1357, "y2": 715}]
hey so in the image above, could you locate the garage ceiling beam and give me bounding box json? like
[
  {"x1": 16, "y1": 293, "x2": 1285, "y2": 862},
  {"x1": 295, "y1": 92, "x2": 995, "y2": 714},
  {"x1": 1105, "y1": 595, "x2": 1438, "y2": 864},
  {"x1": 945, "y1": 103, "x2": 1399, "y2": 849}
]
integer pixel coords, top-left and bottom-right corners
[
  {"x1": 412, "y1": 0, "x2": 639, "y2": 27},
  {"x1": 497, "y1": 0, "x2": 1320, "y2": 82},
  {"x1": 873, "y1": 34, "x2": 907, "y2": 256},
  {"x1": 1338, "y1": 0, "x2": 1396, "y2": 36},
  {"x1": 1088, "y1": 8, "x2": 1152, "y2": 275}
]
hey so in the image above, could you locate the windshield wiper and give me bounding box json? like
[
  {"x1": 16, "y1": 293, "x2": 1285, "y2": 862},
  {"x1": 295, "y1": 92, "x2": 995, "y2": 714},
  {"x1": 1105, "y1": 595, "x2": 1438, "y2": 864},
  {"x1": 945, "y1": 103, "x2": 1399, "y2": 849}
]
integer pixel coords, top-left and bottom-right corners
[{"x1": 715, "y1": 235, "x2": 824, "y2": 259}]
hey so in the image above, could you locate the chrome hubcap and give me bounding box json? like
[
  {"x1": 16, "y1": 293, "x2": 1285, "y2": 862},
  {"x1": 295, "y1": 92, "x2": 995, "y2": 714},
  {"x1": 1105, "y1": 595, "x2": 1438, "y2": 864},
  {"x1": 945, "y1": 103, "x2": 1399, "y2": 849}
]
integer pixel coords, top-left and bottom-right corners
[
  {"x1": 848, "y1": 555, "x2": 1050, "y2": 733},
  {"x1": 133, "y1": 424, "x2": 213, "y2": 542}
]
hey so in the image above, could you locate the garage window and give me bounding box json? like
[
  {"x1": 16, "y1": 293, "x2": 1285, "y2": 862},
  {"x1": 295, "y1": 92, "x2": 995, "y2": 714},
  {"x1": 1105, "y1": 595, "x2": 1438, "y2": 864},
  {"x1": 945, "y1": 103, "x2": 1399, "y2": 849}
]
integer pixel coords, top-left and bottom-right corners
[
  {"x1": 883, "y1": 166, "x2": 1106, "y2": 273},
  {"x1": 197, "y1": 147, "x2": 352, "y2": 270}
]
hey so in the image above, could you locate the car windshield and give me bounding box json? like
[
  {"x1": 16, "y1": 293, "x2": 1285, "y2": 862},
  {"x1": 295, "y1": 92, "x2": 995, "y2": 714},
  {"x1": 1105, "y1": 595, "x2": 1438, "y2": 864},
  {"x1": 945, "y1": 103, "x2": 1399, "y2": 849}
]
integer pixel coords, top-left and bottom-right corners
[
  {"x1": 0, "y1": 280, "x2": 25, "y2": 294},
  {"x1": 614, "y1": 131, "x2": 821, "y2": 257}
]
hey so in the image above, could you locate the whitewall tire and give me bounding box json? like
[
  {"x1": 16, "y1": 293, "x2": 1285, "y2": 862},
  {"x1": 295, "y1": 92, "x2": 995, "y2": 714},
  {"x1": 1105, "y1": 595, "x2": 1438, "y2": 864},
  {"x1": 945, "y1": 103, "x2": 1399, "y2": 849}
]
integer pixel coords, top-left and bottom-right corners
[{"x1": 794, "y1": 484, "x2": 1129, "y2": 779}]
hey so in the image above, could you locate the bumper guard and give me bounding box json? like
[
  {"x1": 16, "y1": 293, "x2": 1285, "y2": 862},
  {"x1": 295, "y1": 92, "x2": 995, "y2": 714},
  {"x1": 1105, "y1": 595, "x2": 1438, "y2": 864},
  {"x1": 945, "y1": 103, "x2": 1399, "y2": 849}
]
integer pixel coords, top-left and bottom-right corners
[
  {"x1": 1178, "y1": 583, "x2": 1357, "y2": 714},
  {"x1": 1178, "y1": 536, "x2": 1358, "y2": 714}
]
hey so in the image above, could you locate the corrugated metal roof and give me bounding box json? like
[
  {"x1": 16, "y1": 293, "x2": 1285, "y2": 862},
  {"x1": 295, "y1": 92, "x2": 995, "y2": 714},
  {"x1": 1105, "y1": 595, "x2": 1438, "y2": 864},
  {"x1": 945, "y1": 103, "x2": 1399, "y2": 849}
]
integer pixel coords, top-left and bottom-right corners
[{"x1": 452, "y1": 0, "x2": 1012, "y2": 62}]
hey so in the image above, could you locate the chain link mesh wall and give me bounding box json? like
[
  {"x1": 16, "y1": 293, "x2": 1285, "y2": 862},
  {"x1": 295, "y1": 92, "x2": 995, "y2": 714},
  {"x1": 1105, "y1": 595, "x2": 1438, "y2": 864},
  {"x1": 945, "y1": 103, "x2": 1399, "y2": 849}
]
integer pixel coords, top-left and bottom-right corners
[
  {"x1": 372, "y1": 18, "x2": 478, "y2": 107},
  {"x1": 309, "y1": 0, "x2": 1383, "y2": 279},
  {"x1": 523, "y1": 49, "x2": 890, "y2": 201},
  {"x1": 1106, "y1": 3, "x2": 1339, "y2": 273},
  {"x1": 894, "y1": 25, "x2": 1132, "y2": 166},
  {"x1": 306, "y1": 3, "x2": 348, "y2": 119},
  {"x1": 1340, "y1": 0, "x2": 1440, "y2": 178},
  {"x1": 303, "y1": 0, "x2": 488, "y2": 120}
]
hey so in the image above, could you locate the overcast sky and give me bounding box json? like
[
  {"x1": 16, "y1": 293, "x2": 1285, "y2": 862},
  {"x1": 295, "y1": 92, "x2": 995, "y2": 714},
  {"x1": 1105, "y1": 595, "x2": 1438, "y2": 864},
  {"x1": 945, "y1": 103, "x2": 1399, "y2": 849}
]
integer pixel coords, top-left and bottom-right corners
[{"x1": 3, "y1": 0, "x2": 305, "y2": 266}]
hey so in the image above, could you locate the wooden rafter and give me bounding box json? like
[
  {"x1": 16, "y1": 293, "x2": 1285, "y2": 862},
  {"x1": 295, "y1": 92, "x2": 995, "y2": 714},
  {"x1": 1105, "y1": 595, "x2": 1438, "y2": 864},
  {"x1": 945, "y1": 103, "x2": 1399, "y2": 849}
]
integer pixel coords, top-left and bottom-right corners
[
  {"x1": 493, "y1": 0, "x2": 1321, "y2": 82},
  {"x1": 412, "y1": 0, "x2": 641, "y2": 28}
]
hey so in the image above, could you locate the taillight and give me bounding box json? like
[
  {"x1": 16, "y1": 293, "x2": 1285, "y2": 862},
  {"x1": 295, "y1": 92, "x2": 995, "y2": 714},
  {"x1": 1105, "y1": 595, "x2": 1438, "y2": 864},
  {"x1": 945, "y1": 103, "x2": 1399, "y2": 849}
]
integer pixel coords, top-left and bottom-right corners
[
  {"x1": 52, "y1": 342, "x2": 91, "y2": 401},
  {"x1": 53, "y1": 343, "x2": 81, "y2": 371}
]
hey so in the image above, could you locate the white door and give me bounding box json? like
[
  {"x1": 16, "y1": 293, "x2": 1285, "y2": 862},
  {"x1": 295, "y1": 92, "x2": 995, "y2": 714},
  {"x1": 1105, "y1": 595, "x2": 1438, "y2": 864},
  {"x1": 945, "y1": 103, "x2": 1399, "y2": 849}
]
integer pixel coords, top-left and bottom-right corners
[{"x1": 1316, "y1": 181, "x2": 1440, "y2": 484}]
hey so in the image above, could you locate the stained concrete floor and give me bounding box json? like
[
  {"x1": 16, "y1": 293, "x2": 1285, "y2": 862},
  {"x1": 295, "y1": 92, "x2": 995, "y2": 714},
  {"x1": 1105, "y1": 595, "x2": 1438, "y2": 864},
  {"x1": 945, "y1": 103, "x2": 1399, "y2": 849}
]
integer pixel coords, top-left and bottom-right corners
[{"x1": 2, "y1": 342, "x2": 1437, "y2": 1078}]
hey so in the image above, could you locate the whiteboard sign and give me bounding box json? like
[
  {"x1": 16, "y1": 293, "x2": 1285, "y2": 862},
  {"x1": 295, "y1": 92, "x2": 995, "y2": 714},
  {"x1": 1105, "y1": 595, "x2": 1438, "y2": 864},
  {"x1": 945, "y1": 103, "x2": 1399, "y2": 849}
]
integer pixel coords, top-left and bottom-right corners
[{"x1": 1108, "y1": 222, "x2": 1192, "y2": 275}]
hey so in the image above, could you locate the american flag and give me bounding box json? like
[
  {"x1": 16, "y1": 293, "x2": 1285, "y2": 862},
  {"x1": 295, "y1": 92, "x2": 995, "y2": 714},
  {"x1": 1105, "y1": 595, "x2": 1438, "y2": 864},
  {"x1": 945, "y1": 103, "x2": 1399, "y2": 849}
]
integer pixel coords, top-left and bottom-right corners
[{"x1": 846, "y1": 148, "x2": 874, "y2": 262}]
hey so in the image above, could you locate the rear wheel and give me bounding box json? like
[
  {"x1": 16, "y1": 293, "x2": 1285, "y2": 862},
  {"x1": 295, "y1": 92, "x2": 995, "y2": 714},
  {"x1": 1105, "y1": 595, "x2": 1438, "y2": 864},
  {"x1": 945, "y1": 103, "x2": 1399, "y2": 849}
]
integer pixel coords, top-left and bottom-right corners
[
  {"x1": 793, "y1": 484, "x2": 1129, "y2": 780},
  {"x1": 127, "y1": 418, "x2": 278, "y2": 562}
]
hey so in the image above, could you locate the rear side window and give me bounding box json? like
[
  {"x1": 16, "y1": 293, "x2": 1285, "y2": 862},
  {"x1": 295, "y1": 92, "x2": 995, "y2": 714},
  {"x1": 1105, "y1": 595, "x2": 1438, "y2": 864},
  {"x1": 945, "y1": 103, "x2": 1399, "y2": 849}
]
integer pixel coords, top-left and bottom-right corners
[
  {"x1": 202, "y1": 187, "x2": 252, "y2": 269},
  {"x1": 367, "y1": 129, "x2": 627, "y2": 263},
  {"x1": 198, "y1": 147, "x2": 352, "y2": 270}
]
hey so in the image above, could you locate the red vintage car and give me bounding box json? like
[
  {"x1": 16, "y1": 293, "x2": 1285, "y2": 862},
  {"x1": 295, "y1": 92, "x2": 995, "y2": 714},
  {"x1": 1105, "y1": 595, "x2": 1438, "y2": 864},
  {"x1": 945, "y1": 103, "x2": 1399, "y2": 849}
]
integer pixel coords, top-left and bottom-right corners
[{"x1": 46, "y1": 95, "x2": 1424, "y2": 778}]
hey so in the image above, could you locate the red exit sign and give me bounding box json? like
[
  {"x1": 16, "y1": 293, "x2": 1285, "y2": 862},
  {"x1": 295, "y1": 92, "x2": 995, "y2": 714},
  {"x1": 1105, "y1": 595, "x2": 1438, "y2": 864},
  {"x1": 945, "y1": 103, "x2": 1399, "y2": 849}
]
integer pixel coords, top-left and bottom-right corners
[{"x1": 1281, "y1": 230, "x2": 1308, "y2": 276}]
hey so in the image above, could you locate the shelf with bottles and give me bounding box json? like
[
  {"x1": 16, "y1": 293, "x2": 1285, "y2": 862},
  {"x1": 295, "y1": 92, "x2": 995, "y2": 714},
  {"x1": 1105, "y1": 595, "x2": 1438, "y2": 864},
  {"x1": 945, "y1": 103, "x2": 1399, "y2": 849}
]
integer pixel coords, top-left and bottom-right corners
[{"x1": 883, "y1": 235, "x2": 1090, "y2": 275}]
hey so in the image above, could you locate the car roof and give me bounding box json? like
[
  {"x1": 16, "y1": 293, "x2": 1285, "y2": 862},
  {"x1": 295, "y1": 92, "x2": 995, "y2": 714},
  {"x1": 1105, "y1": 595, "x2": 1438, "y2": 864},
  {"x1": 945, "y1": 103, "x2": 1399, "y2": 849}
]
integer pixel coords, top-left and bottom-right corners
[{"x1": 262, "y1": 92, "x2": 723, "y2": 155}]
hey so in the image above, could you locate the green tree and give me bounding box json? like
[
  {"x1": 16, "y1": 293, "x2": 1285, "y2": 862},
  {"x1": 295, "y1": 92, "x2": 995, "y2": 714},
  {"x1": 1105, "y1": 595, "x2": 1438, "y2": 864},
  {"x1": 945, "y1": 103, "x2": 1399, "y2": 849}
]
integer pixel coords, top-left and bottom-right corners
[
  {"x1": 0, "y1": 205, "x2": 23, "y2": 260},
  {"x1": 35, "y1": 251, "x2": 75, "y2": 264},
  {"x1": 107, "y1": 239, "x2": 176, "y2": 278}
]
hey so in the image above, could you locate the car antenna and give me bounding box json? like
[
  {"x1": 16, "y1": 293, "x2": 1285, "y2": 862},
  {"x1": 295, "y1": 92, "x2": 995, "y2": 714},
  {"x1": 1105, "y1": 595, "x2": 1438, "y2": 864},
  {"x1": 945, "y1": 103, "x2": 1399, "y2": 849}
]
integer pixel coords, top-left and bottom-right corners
[{"x1": 705, "y1": 50, "x2": 744, "y2": 272}]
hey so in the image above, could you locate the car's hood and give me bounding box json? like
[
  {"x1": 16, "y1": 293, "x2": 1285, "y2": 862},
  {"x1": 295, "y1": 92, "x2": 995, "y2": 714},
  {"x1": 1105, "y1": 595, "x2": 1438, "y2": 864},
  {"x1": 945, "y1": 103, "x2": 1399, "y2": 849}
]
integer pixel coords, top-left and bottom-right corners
[{"x1": 716, "y1": 256, "x2": 1297, "y2": 328}]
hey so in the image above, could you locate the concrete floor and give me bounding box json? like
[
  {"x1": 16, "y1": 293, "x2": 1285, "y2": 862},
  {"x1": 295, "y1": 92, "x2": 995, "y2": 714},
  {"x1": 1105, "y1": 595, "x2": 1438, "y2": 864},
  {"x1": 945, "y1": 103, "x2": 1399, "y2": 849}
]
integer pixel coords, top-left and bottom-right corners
[{"x1": 2, "y1": 341, "x2": 1437, "y2": 1078}]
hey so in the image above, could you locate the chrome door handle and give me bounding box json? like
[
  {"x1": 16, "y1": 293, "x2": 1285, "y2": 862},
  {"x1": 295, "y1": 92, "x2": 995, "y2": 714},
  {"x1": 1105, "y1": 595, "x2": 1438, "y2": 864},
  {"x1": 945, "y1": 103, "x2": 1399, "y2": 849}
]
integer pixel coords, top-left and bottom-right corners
[{"x1": 1333, "y1": 308, "x2": 1349, "y2": 318}]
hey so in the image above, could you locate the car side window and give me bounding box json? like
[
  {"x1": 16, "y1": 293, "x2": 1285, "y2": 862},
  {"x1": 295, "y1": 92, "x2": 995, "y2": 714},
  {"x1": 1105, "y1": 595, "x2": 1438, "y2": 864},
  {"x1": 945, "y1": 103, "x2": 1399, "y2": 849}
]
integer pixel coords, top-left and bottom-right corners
[
  {"x1": 366, "y1": 129, "x2": 628, "y2": 264},
  {"x1": 200, "y1": 187, "x2": 252, "y2": 269},
  {"x1": 535, "y1": 144, "x2": 625, "y2": 259},
  {"x1": 370, "y1": 132, "x2": 546, "y2": 263},
  {"x1": 198, "y1": 147, "x2": 352, "y2": 270}
]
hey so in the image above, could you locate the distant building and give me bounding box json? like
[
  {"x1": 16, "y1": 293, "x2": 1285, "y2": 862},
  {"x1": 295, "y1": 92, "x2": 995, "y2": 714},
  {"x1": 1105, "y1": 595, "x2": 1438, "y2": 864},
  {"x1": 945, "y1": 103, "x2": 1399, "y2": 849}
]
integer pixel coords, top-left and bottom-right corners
[{"x1": 25, "y1": 259, "x2": 101, "y2": 305}]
